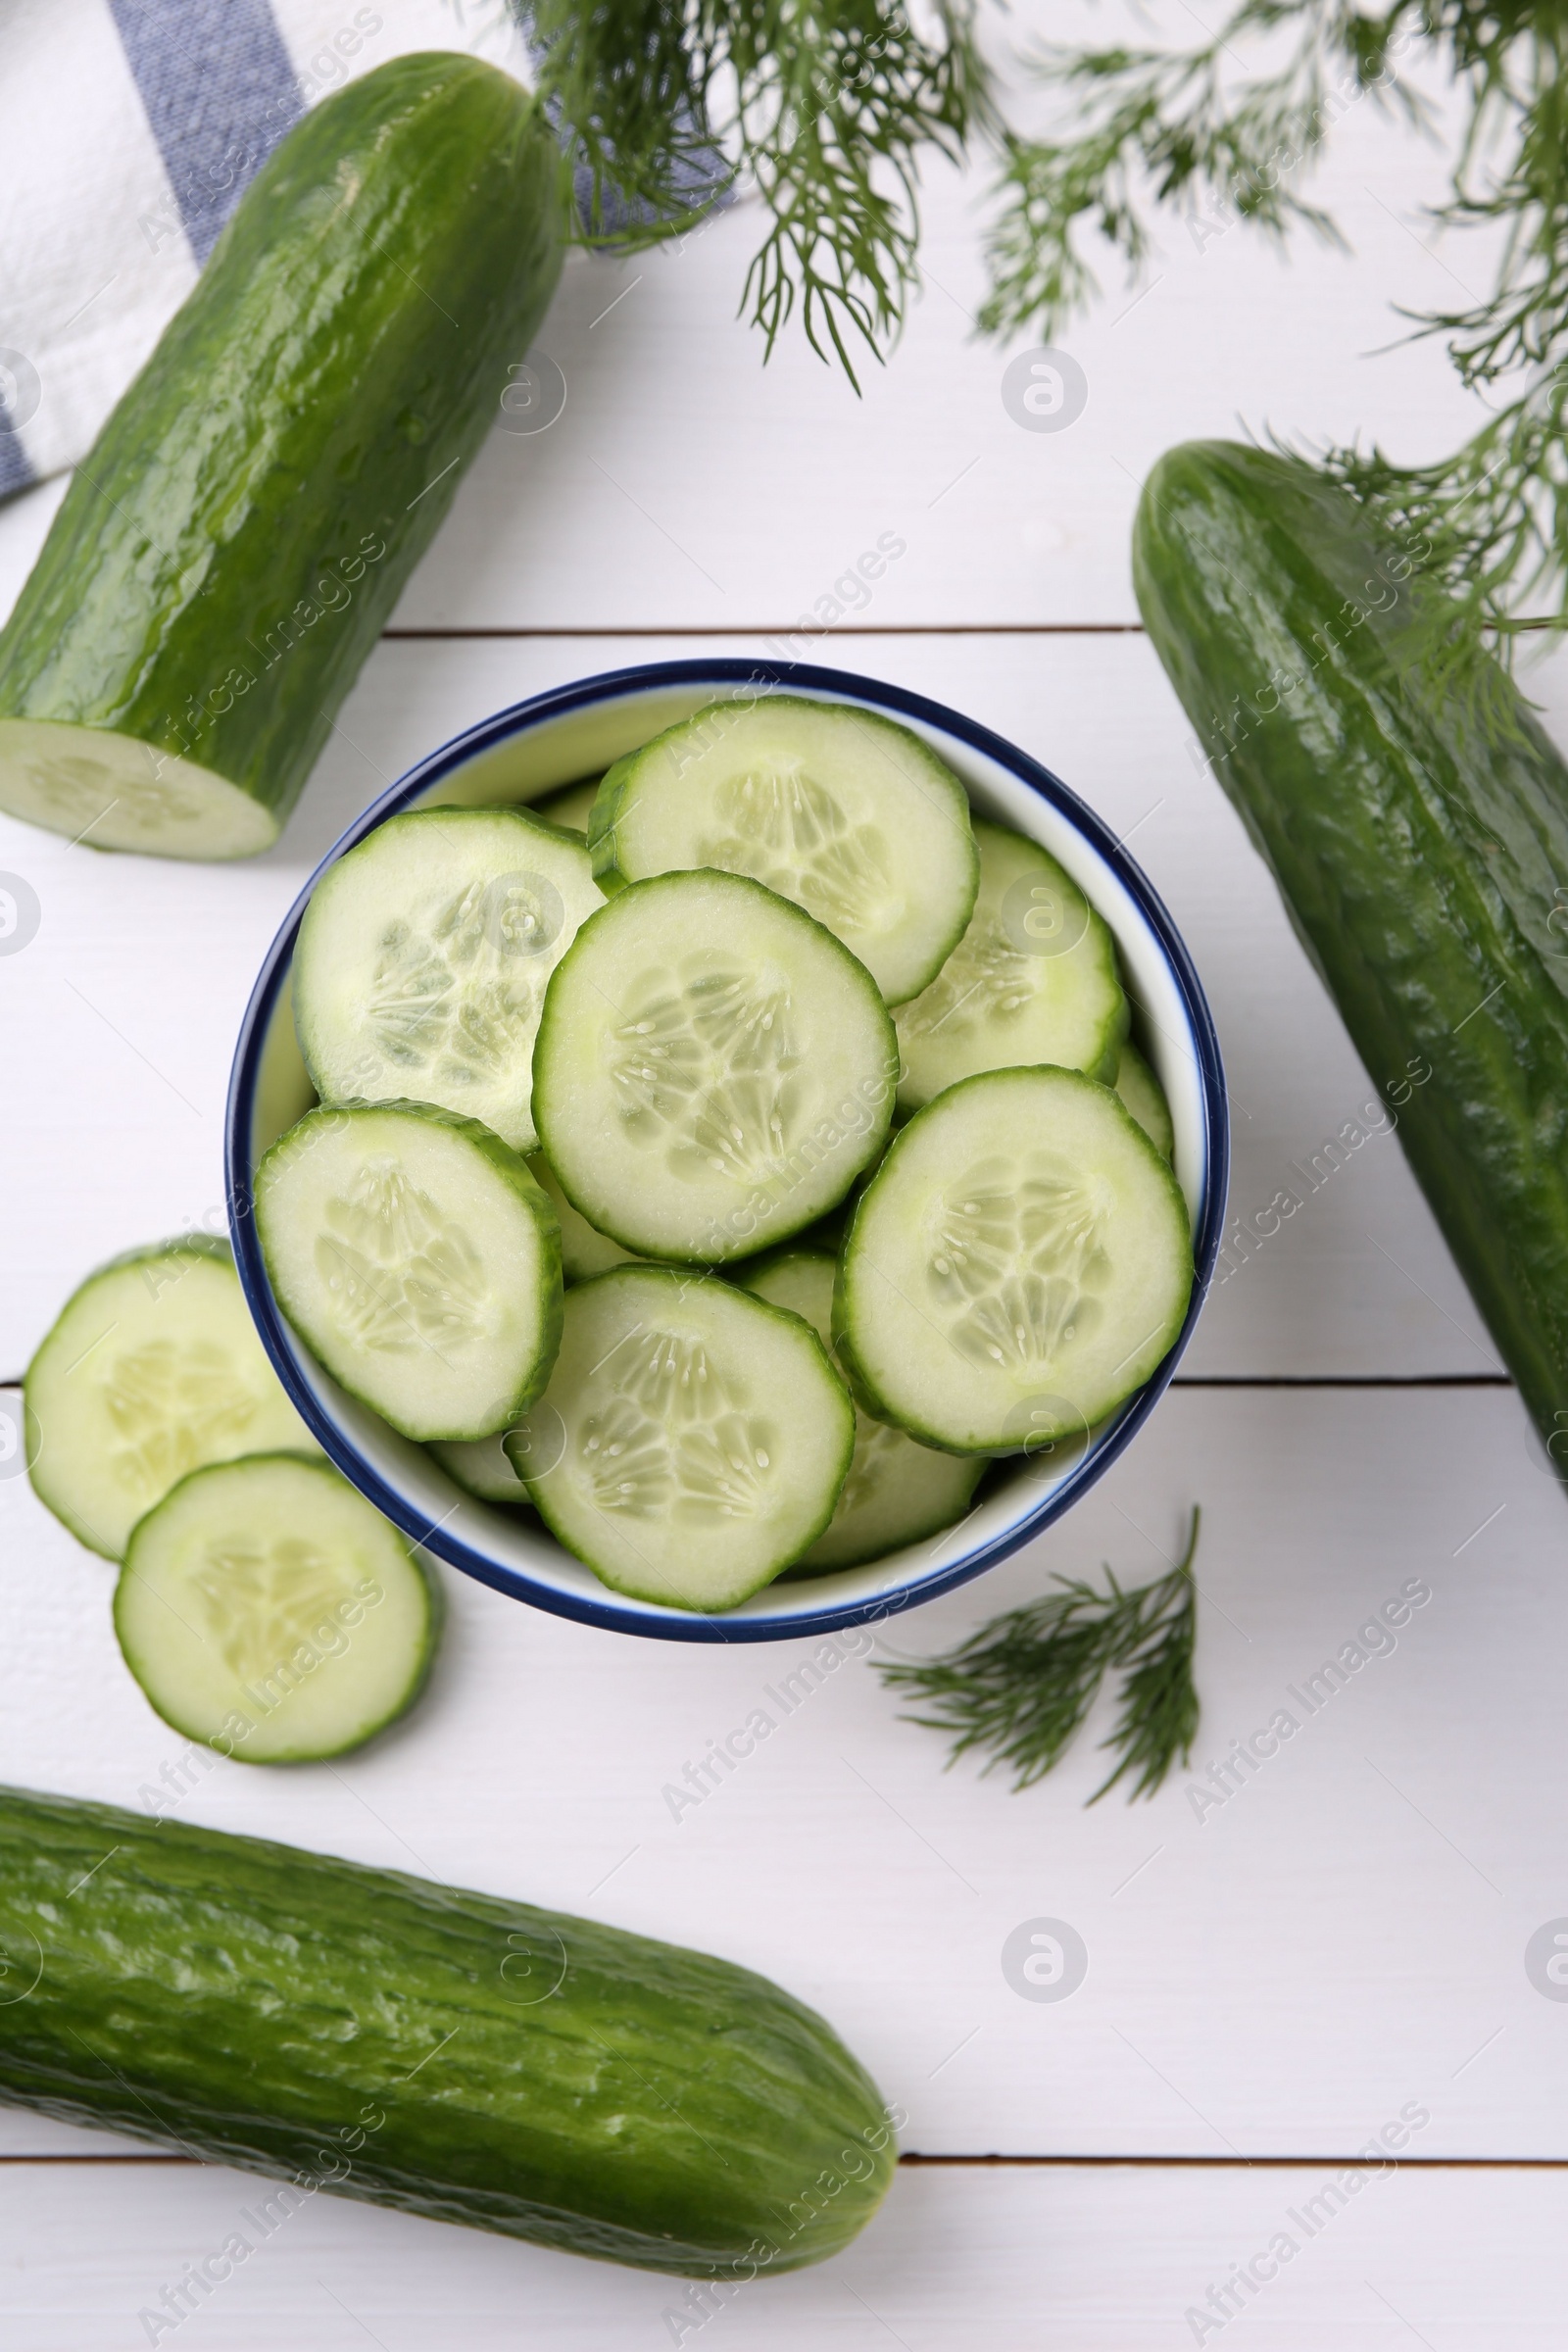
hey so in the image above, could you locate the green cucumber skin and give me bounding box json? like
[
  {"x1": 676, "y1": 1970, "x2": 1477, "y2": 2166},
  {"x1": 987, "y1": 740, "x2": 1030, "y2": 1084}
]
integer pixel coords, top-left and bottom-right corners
[
  {"x1": 0, "y1": 1787, "x2": 896, "y2": 2275},
  {"x1": 1133, "y1": 440, "x2": 1568, "y2": 1452},
  {"x1": 0, "y1": 55, "x2": 565, "y2": 836}
]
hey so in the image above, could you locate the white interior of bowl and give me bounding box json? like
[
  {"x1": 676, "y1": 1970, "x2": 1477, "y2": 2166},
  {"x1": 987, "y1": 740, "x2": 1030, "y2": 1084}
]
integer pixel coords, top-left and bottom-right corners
[{"x1": 244, "y1": 673, "x2": 1210, "y2": 1630}]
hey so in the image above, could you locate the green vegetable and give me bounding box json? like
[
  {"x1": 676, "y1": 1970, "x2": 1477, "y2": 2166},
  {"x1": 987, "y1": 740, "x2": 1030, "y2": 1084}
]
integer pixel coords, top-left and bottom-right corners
[
  {"x1": 881, "y1": 1508, "x2": 1200, "y2": 1800},
  {"x1": 1134, "y1": 438, "x2": 1568, "y2": 1459},
  {"x1": 0, "y1": 55, "x2": 564, "y2": 858},
  {"x1": 25, "y1": 1237, "x2": 317, "y2": 1560},
  {"x1": 115, "y1": 1455, "x2": 442, "y2": 1764},
  {"x1": 0, "y1": 1787, "x2": 896, "y2": 2273}
]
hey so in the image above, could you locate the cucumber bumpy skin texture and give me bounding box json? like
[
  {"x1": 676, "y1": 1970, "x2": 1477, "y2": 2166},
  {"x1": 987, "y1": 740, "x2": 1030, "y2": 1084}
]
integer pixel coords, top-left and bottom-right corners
[
  {"x1": 0, "y1": 55, "x2": 565, "y2": 859},
  {"x1": 0, "y1": 1787, "x2": 899, "y2": 2274},
  {"x1": 115, "y1": 1454, "x2": 442, "y2": 1764},
  {"x1": 24, "y1": 1237, "x2": 318, "y2": 1560},
  {"x1": 254, "y1": 1102, "x2": 563, "y2": 1443},
  {"x1": 1133, "y1": 440, "x2": 1568, "y2": 1460}
]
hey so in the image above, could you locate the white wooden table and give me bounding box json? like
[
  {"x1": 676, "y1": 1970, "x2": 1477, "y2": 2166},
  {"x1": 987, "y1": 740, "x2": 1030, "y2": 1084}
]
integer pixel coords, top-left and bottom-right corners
[{"x1": 3, "y1": 42, "x2": 1566, "y2": 2348}]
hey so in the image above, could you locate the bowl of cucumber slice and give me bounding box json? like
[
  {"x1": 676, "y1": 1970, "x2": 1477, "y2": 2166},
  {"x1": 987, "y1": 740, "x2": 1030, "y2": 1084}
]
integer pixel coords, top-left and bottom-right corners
[{"x1": 226, "y1": 660, "x2": 1227, "y2": 1642}]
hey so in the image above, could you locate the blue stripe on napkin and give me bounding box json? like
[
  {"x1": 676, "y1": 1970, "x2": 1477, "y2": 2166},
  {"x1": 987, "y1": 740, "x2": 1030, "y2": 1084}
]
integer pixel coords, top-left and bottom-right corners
[
  {"x1": 107, "y1": 0, "x2": 304, "y2": 264},
  {"x1": 0, "y1": 414, "x2": 34, "y2": 499}
]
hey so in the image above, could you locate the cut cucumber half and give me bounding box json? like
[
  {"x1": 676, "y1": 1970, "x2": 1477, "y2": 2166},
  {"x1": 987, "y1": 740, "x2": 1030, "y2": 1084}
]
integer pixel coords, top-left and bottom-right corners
[
  {"x1": 115, "y1": 1454, "x2": 440, "y2": 1762},
  {"x1": 527, "y1": 1153, "x2": 635, "y2": 1282},
  {"x1": 294, "y1": 808, "x2": 602, "y2": 1154},
  {"x1": 835, "y1": 1067, "x2": 1194, "y2": 1453},
  {"x1": 533, "y1": 870, "x2": 899, "y2": 1265},
  {"x1": 426, "y1": 1431, "x2": 532, "y2": 1505},
  {"x1": 894, "y1": 821, "x2": 1127, "y2": 1113},
  {"x1": 531, "y1": 777, "x2": 601, "y2": 833},
  {"x1": 24, "y1": 1238, "x2": 318, "y2": 1560},
  {"x1": 740, "y1": 1251, "x2": 983, "y2": 1574},
  {"x1": 254, "y1": 1102, "x2": 563, "y2": 1443},
  {"x1": 1114, "y1": 1042, "x2": 1175, "y2": 1160},
  {"x1": 588, "y1": 694, "x2": 979, "y2": 1004},
  {"x1": 505, "y1": 1266, "x2": 855, "y2": 1610}
]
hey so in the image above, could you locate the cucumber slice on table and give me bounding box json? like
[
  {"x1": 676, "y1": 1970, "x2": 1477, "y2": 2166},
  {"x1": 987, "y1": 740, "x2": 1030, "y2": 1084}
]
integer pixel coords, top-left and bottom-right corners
[
  {"x1": 0, "y1": 57, "x2": 563, "y2": 859},
  {"x1": 427, "y1": 1431, "x2": 532, "y2": 1505},
  {"x1": 533, "y1": 870, "x2": 899, "y2": 1264},
  {"x1": 741, "y1": 1252, "x2": 983, "y2": 1574},
  {"x1": 1114, "y1": 1042, "x2": 1175, "y2": 1160},
  {"x1": 894, "y1": 821, "x2": 1127, "y2": 1112},
  {"x1": 115, "y1": 1455, "x2": 440, "y2": 1763},
  {"x1": 255, "y1": 1102, "x2": 563, "y2": 1443},
  {"x1": 506, "y1": 1266, "x2": 855, "y2": 1610},
  {"x1": 835, "y1": 1067, "x2": 1194, "y2": 1453},
  {"x1": 24, "y1": 1238, "x2": 317, "y2": 1560},
  {"x1": 531, "y1": 778, "x2": 601, "y2": 833},
  {"x1": 294, "y1": 808, "x2": 602, "y2": 1152},
  {"x1": 588, "y1": 695, "x2": 979, "y2": 1003},
  {"x1": 527, "y1": 1154, "x2": 635, "y2": 1282}
]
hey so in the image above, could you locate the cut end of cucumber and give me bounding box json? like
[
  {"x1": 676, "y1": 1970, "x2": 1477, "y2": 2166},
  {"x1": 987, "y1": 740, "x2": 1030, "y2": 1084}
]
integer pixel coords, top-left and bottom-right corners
[
  {"x1": 115, "y1": 1453, "x2": 440, "y2": 1762},
  {"x1": 0, "y1": 719, "x2": 277, "y2": 859}
]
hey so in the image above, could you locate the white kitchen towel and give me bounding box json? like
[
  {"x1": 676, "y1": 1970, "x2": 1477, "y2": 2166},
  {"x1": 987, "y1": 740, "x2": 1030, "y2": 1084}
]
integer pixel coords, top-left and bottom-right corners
[{"x1": 0, "y1": 0, "x2": 717, "y2": 500}]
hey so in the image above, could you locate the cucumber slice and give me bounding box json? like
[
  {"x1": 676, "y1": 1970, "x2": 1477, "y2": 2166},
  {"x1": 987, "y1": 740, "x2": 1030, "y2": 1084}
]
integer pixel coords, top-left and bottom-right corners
[
  {"x1": 835, "y1": 1066, "x2": 1194, "y2": 1453},
  {"x1": 1114, "y1": 1042, "x2": 1175, "y2": 1160},
  {"x1": 24, "y1": 1238, "x2": 318, "y2": 1561},
  {"x1": 505, "y1": 1266, "x2": 855, "y2": 1610},
  {"x1": 740, "y1": 1251, "x2": 983, "y2": 1574},
  {"x1": 115, "y1": 1454, "x2": 440, "y2": 1762},
  {"x1": 254, "y1": 1102, "x2": 563, "y2": 1443},
  {"x1": 894, "y1": 821, "x2": 1127, "y2": 1113},
  {"x1": 533, "y1": 870, "x2": 899, "y2": 1264},
  {"x1": 531, "y1": 778, "x2": 601, "y2": 833},
  {"x1": 426, "y1": 1431, "x2": 532, "y2": 1505},
  {"x1": 527, "y1": 1153, "x2": 635, "y2": 1282},
  {"x1": 588, "y1": 695, "x2": 979, "y2": 1004},
  {"x1": 294, "y1": 808, "x2": 602, "y2": 1154}
]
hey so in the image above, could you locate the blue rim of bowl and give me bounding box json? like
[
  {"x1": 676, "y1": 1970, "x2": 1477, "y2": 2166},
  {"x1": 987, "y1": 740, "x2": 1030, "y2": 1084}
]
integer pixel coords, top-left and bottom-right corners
[{"x1": 226, "y1": 658, "x2": 1230, "y2": 1642}]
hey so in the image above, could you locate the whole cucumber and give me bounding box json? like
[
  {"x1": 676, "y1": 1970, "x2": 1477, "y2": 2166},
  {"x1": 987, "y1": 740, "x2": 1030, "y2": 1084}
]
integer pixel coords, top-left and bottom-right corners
[
  {"x1": 1134, "y1": 439, "x2": 1568, "y2": 1461},
  {"x1": 0, "y1": 1787, "x2": 897, "y2": 2275},
  {"x1": 0, "y1": 54, "x2": 564, "y2": 860}
]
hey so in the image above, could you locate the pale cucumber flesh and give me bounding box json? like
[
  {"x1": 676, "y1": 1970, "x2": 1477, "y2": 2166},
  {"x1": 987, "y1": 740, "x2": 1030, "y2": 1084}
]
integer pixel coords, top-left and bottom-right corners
[
  {"x1": 1114, "y1": 1041, "x2": 1175, "y2": 1160},
  {"x1": 0, "y1": 719, "x2": 277, "y2": 858},
  {"x1": 532, "y1": 870, "x2": 899, "y2": 1265},
  {"x1": 531, "y1": 777, "x2": 601, "y2": 833},
  {"x1": 25, "y1": 1240, "x2": 318, "y2": 1559},
  {"x1": 740, "y1": 1252, "x2": 983, "y2": 1573},
  {"x1": 427, "y1": 1430, "x2": 532, "y2": 1504},
  {"x1": 115, "y1": 1454, "x2": 439, "y2": 1762},
  {"x1": 589, "y1": 695, "x2": 979, "y2": 1004},
  {"x1": 294, "y1": 808, "x2": 603, "y2": 1153},
  {"x1": 894, "y1": 820, "x2": 1127, "y2": 1112},
  {"x1": 527, "y1": 1154, "x2": 635, "y2": 1282},
  {"x1": 254, "y1": 1102, "x2": 562, "y2": 1443},
  {"x1": 507, "y1": 1266, "x2": 855, "y2": 1610},
  {"x1": 835, "y1": 1067, "x2": 1194, "y2": 1452}
]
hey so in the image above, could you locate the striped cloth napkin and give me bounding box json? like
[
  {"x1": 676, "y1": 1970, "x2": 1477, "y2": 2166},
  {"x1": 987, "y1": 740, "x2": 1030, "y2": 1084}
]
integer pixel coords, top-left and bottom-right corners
[{"x1": 0, "y1": 0, "x2": 717, "y2": 501}]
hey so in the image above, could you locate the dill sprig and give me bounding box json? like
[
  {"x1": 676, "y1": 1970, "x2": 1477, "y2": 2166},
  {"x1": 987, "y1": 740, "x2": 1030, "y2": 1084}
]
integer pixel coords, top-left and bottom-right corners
[
  {"x1": 879, "y1": 1507, "x2": 1200, "y2": 1803},
  {"x1": 975, "y1": 0, "x2": 1568, "y2": 687},
  {"x1": 519, "y1": 0, "x2": 987, "y2": 383}
]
